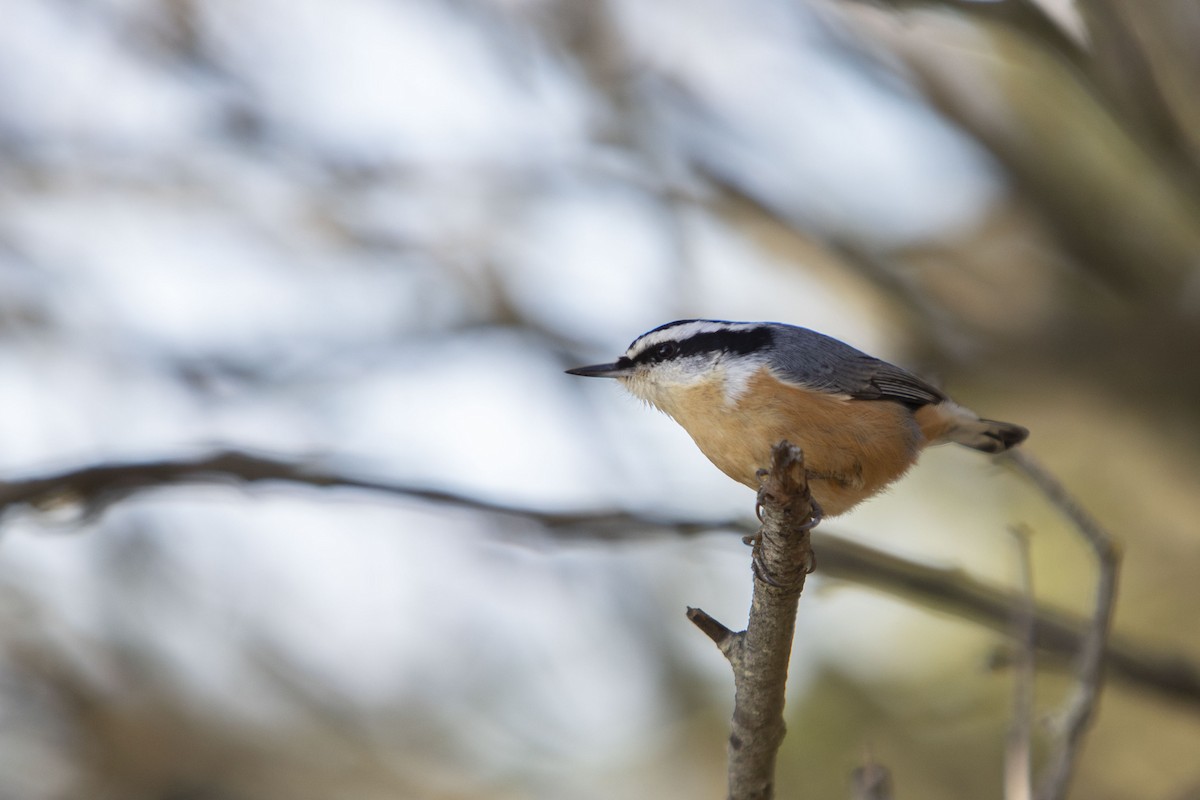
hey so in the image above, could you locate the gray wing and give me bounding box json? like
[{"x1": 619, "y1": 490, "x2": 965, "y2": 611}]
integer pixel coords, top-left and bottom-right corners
[{"x1": 766, "y1": 324, "x2": 946, "y2": 407}]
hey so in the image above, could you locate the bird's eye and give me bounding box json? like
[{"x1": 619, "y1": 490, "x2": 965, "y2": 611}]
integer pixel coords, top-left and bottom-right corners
[{"x1": 651, "y1": 342, "x2": 679, "y2": 362}]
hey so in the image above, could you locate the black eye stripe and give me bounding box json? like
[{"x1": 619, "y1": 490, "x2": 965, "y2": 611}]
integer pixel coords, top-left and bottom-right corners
[{"x1": 650, "y1": 342, "x2": 678, "y2": 361}]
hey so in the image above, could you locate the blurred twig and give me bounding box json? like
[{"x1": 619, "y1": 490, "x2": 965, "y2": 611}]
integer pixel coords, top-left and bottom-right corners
[
  {"x1": 843, "y1": 0, "x2": 1087, "y2": 69},
  {"x1": 1074, "y1": 0, "x2": 1200, "y2": 181},
  {"x1": 688, "y1": 441, "x2": 818, "y2": 800},
  {"x1": 1004, "y1": 450, "x2": 1120, "y2": 800},
  {"x1": 850, "y1": 758, "x2": 895, "y2": 800},
  {"x1": 1005, "y1": 525, "x2": 1036, "y2": 800},
  {"x1": 842, "y1": 1, "x2": 1200, "y2": 297}
]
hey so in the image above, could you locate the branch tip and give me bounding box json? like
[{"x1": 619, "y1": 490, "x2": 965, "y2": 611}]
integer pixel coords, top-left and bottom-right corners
[{"x1": 687, "y1": 607, "x2": 738, "y2": 650}]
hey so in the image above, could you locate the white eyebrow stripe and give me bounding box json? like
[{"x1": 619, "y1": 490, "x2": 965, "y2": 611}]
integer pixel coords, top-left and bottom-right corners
[{"x1": 626, "y1": 320, "x2": 766, "y2": 359}]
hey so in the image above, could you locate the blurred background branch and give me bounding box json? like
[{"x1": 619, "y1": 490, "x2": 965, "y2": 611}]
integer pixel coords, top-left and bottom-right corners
[
  {"x1": 1005, "y1": 451, "x2": 1119, "y2": 800},
  {"x1": 4, "y1": 448, "x2": 1194, "y2": 713}
]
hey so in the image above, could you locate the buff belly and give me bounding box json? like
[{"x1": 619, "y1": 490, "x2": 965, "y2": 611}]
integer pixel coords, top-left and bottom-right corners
[{"x1": 657, "y1": 369, "x2": 926, "y2": 517}]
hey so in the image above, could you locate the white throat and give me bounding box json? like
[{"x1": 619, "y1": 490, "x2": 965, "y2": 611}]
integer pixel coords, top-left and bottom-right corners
[{"x1": 620, "y1": 357, "x2": 765, "y2": 413}]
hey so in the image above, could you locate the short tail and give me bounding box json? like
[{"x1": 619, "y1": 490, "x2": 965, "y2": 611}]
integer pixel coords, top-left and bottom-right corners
[
  {"x1": 916, "y1": 402, "x2": 1029, "y2": 453},
  {"x1": 953, "y1": 417, "x2": 1029, "y2": 453}
]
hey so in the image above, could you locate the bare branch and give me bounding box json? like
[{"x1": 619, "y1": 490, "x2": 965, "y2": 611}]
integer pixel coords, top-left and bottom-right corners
[{"x1": 689, "y1": 441, "x2": 817, "y2": 800}]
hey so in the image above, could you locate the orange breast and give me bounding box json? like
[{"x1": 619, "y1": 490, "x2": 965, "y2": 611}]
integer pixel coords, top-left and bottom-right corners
[{"x1": 663, "y1": 368, "x2": 925, "y2": 516}]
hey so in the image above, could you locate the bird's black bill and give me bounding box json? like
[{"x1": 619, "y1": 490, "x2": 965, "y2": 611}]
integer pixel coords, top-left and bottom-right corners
[{"x1": 565, "y1": 361, "x2": 630, "y2": 378}]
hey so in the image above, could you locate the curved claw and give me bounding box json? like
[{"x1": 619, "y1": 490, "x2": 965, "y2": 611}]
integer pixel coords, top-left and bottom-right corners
[
  {"x1": 748, "y1": 492, "x2": 822, "y2": 587},
  {"x1": 799, "y1": 498, "x2": 824, "y2": 531},
  {"x1": 754, "y1": 469, "x2": 770, "y2": 522},
  {"x1": 751, "y1": 551, "x2": 788, "y2": 588}
]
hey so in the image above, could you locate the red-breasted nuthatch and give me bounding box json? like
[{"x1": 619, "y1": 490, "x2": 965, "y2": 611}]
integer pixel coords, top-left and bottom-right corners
[{"x1": 567, "y1": 319, "x2": 1027, "y2": 517}]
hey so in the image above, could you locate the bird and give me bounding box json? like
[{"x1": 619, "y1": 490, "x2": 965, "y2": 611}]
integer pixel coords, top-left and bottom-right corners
[{"x1": 566, "y1": 319, "x2": 1027, "y2": 517}]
